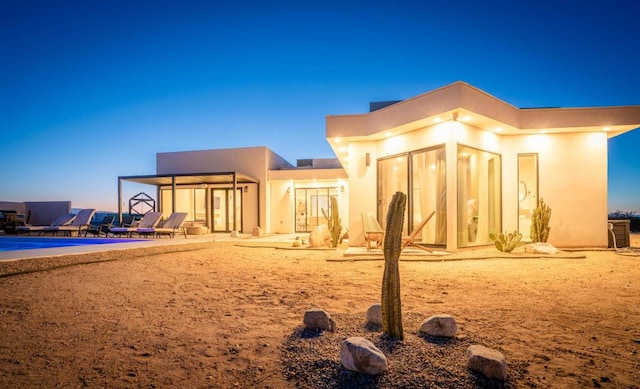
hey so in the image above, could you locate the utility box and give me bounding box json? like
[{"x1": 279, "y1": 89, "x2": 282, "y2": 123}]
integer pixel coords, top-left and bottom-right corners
[{"x1": 608, "y1": 220, "x2": 630, "y2": 248}]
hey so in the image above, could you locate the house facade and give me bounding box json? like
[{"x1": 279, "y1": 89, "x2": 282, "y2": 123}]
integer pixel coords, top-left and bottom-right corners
[
  {"x1": 119, "y1": 81, "x2": 640, "y2": 251},
  {"x1": 119, "y1": 146, "x2": 348, "y2": 236},
  {"x1": 326, "y1": 81, "x2": 640, "y2": 251}
]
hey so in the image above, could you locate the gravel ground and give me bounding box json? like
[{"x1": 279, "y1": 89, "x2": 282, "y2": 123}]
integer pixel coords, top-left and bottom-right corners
[{"x1": 281, "y1": 312, "x2": 532, "y2": 388}]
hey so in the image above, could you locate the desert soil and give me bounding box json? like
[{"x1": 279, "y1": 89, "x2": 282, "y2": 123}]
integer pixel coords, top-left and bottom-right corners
[{"x1": 0, "y1": 239, "x2": 639, "y2": 388}]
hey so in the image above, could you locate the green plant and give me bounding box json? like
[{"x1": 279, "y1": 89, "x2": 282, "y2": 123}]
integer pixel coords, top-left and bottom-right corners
[
  {"x1": 321, "y1": 196, "x2": 342, "y2": 248},
  {"x1": 489, "y1": 231, "x2": 523, "y2": 253},
  {"x1": 381, "y1": 191, "x2": 406, "y2": 340},
  {"x1": 530, "y1": 197, "x2": 551, "y2": 243}
]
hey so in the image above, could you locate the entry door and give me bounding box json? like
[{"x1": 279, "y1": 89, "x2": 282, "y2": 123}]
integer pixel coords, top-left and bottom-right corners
[
  {"x1": 211, "y1": 189, "x2": 242, "y2": 232},
  {"x1": 518, "y1": 154, "x2": 538, "y2": 240}
]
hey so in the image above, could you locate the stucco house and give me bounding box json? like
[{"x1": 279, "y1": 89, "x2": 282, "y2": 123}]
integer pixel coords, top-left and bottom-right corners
[
  {"x1": 120, "y1": 81, "x2": 640, "y2": 251},
  {"x1": 327, "y1": 81, "x2": 640, "y2": 251}
]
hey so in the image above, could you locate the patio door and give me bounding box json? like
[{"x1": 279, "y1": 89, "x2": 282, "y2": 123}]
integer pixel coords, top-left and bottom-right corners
[{"x1": 211, "y1": 188, "x2": 242, "y2": 232}]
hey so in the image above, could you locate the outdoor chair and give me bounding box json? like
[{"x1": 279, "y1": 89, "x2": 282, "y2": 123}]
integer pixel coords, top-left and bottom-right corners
[
  {"x1": 84, "y1": 215, "x2": 116, "y2": 237},
  {"x1": 109, "y1": 212, "x2": 162, "y2": 238},
  {"x1": 401, "y1": 211, "x2": 436, "y2": 252},
  {"x1": 362, "y1": 212, "x2": 385, "y2": 251},
  {"x1": 137, "y1": 212, "x2": 188, "y2": 238},
  {"x1": 16, "y1": 213, "x2": 76, "y2": 235},
  {"x1": 44, "y1": 209, "x2": 96, "y2": 236}
]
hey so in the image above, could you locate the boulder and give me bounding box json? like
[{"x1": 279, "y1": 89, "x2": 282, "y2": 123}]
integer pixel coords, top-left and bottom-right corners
[
  {"x1": 365, "y1": 303, "x2": 382, "y2": 326},
  {"x1": 467, "y1": 344, "x2": 508, "y2": 381},
  {"x1": 524, "y1": 242, "x2": 558, "y2": 255},
  {"x1": 303, "y1": 308, "x2": 335, "y2": 332},
  {"x1": 419, "y1": 314, "x2": 458, "y2": 337},
  {"x1": 309, "y1": 225, "x2": 331, "y2": 247},
  {"x1": 252, "y1": 226, "x2": 263, "y2": 237},
  {"x1": 340, "y1": 337, "x2": 388, "y2": 375}
]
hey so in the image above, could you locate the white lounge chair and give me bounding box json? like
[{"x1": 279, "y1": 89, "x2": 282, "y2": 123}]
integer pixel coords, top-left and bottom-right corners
[
  {"x1": 109, "y1": 212, "x2": 162, "y2": 238},
  {"x1": 45, "y1": 209, "x2": 96, "y2": 236},
  {"x1": 16, "y1": 213, "x2": 76, "y2": 235},
  {"x1": 137, "y1": 212, "x2": 188, "y2": 238}
]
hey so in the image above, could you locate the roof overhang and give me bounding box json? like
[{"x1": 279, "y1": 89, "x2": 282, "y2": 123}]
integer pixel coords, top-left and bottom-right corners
[
  {"x1": 118, "y1": 171, "x2": 260, "y2": 186},
  {"x1": 326, "y1": 81, "x2": 640, "y2": 158}
]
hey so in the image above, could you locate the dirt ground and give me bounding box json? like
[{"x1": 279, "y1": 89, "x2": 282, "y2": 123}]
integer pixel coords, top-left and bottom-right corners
[{"x1": 0, "y1": 238, "x2": 638, "y2": 388}]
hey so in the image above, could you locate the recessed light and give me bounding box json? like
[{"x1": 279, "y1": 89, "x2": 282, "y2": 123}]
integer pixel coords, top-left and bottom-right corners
[
  {"x1": 603, "y1": 127, "x2": 610, "y2": 131},
  {"x1": 462, "y1": 115, "x2": 471, "y2": 121},
  {"x1": 385, "y1": 132, "x2": 392, "y2": 137},
  {"x1": 495, "y1": 127, "x2": 504, "y2": 133},
  {"x1": 434, "y1": 117, "x2": 442, "y2": 123},
  {"x1": 539, "y1": 130, "x2": 547, "y2": 134},
  {"x1": 335, "y1": 138, "x2": 341, "y2": 143}
]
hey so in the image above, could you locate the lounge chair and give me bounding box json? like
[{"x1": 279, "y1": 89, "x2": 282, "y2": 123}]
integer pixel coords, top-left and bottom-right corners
[
  {"x1": 44, "y1": 209, "x2": 96, "y2": 236},
  {"x1": 16, "y1": 213, "x2": 76, "y2": 235},
  {"x1": 137, "y1": 212, "x2": 188, "y2": 238},
  {"x1": 84, "y1": 215, "x2": 116, "y2": 237},
  {"x1": 362, "y1": 212, "x2": 385, "y2": 251},
  {"x1": 401, "y1": 211, "x2": 436, "y2": 252},
  {"x1": 109, "y1": 212, "x2": 162, "y2": 237}
]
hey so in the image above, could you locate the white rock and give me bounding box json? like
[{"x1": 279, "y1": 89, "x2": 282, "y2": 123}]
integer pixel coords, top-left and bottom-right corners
[
  {"x1": 366, "y1": 304, "x2": 382, "y2": 326},
  {"x1": 419, "y1": 314, "x2": 458, "y2": 337},
  {"x1": 467, "y1": 344, "x2": 508, "y2": 381},
  {"x1": 340, "y1": 337, "x2": 388, "y2": 375},
  {"x1": 303, "y1": 308, "x2": 335, "y2": 332},
  {"x1": 309, "y1": 225, "x2": 331, "y2": 247},
  {"x1": 524, "y1": 242, "x2": 558, "y2": 254}
]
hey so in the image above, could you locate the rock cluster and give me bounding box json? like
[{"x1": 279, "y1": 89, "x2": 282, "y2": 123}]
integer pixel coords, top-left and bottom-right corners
[{"x1": 301, "y1": 307, "x2": 508, "y2": 382}]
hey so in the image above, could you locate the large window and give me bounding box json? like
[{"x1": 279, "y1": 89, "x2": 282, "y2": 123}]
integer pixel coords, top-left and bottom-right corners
[
  {"x1": 457, "y1": 145, "x2": 501, "y2": 247},
  {"x1": 377, "y1": 146, "x2": 446, "y2": 244},
  {"x1": 294, "y1": 187, "x2": 339, "y2": 232},
  {"x1": 160, "y1": 187, "x2": 207, "y2": 222}
]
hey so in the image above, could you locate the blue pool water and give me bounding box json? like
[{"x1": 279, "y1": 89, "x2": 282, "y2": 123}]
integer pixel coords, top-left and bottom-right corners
[{"x1": 0, "y1": 237, "x2": 147, "y2": 252}]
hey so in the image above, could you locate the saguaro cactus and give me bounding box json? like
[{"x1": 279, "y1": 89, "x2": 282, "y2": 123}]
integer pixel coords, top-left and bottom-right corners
[
  {"x1": 322, "y1": 196, "x2": 342, "y2": 248},
  {"x1": 381, "y1": 191, "x2": 406, "y2": 340},
  {"x1": 530, "y1": 197, "x2": 551, "y2": 243}
]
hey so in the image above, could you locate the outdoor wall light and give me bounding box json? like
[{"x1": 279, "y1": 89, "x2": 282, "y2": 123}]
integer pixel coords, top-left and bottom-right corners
[
  {"x1": 340, "y1": 185, "x2": 344, "y2": 192},
  {"x1": 286, "y1": 187, "x2": 291, "y2": 194},
  {"x1": 365, "y1": 152, "x2": 371, "y2": 167}
]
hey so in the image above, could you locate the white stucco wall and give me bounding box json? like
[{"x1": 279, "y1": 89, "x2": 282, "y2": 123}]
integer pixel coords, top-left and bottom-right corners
[{"x1": 502, "y1": 132, "x2": 608, "y2": 247}]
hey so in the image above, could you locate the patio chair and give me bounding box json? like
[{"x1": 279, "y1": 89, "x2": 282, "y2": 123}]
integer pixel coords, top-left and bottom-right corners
[
  {"x1": 401, "y1": 211, "x2": 436, "y2": 252},
  {"x1": 362, "y1": 212, "x2": 385, "y2": 251},
  {"x1": 44, "y1": 209, "x2": 96, "y2": 236},
  {"x1": 84, "y1": 215, "x2": 116, "y2": 237},
  {"x1": 16, "y1": 213, "x2": 76, "y2": 235},
  {"x1": 109, "y1": 212, "x2": 162, "y2": 238},
  {"x1": 137, "y1": 212, "x2": 188, "y2": 238}
]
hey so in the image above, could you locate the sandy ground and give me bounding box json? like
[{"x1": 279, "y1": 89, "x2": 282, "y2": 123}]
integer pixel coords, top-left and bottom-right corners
[{"x1": 0, "y1": 237, "x2": 639, "y2": 388}]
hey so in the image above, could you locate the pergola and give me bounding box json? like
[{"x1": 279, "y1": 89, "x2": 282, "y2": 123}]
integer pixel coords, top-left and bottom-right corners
[{"x1": 117, "y1": 171, "x2": 260, "y2": 233}]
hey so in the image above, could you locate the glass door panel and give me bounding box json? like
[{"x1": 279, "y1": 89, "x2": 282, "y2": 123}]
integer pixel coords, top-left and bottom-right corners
[
  {"x1": 457, "y1": 146, "x2": 502, "y2": 247},
  {"x1": 411, "y1": 147, "x2": 447, "y2": 245},
  {"x1": 377, "y1": 155, "x2": 408, "y2": 235},
  {"x1": 211, "y1": 188, "x2": 242, "y2": 232}
]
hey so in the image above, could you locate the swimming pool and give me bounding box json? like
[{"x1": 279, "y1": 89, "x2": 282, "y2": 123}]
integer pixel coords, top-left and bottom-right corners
[{"x1": 0, "y1": 237, "x2": 147, "y2": 252}]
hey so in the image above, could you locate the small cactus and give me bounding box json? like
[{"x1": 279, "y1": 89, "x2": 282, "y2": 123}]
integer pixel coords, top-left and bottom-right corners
[
  {"x1": 489, "y1": 231, "x2": 523, "y2": 253},
  {"x1": 322, "y1": 196, "x2": 342, "y2": 248},
  {"x1": 381, "y1": 192, "x2": 406, "y2": 340},
  {"x1": 530, "y1": 197, "x2": 551, "y2": 243}
]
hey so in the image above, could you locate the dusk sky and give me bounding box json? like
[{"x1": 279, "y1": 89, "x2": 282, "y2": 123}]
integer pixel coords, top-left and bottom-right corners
[{"x1": 1, "y1": 0, "x2": 639, "y2": 212}]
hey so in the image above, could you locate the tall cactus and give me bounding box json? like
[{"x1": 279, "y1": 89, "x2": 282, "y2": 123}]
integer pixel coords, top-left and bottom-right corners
[
  {"x1": 322, "y1": 196, "x2": 342, "y2": 248},
  {"x1": 381, "y1": 191, "x2": 406, "y2": 340},
  {"x1": 530, "y1": 197, "x2": 551, "y2": 243}
]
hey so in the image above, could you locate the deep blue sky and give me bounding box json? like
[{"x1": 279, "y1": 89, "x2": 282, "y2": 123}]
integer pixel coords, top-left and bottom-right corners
[{"x1": 1, "y1": 0, "x2": 639, "y2": 212}]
